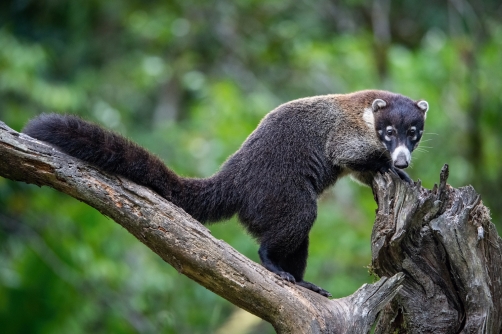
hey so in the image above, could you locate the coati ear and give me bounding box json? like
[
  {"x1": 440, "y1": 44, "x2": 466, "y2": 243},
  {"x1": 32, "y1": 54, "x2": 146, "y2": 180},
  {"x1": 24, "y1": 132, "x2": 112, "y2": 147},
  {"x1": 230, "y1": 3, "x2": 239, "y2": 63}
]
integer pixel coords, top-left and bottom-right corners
[
  {"x1": 417, "y1": 100, "x2": 429, "y2": 119},
  {"x1": 417, "y1": 100, "x2": 429, "y2": 113},
  {"x1": 372, "y1": 99, "x2": 387, "y2": 112}
]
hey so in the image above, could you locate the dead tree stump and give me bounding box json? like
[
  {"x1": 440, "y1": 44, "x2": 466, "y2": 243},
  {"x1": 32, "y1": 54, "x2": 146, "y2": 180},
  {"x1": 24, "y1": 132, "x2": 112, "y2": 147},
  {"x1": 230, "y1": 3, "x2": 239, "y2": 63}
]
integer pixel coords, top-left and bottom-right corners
[{"x1": 371, "y1": 165, "x2": 502, "y2": 333}]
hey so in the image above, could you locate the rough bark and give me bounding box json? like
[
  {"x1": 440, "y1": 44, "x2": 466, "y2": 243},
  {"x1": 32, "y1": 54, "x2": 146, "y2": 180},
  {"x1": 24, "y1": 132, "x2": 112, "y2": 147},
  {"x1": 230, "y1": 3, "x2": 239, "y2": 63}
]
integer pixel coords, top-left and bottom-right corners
[
  {"x1": 1, "y1": 120, "x2": 501, "y2": 333},
  {"x1": 371, "y1": 166, "x2": 502, "y2": 333}
]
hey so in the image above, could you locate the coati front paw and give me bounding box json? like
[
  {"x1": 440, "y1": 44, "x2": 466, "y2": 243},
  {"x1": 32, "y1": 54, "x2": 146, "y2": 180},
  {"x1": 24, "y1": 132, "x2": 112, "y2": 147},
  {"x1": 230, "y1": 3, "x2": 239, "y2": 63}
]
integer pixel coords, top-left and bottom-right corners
[
  {"x1": 379, "y1": 165, "x2": 398, "y2": 177},
  {"x1": 296, "y1": 280, "x2": 332, "y2": 298},
  {"x1": 394, "y1": 168, "x2": 413, "y2": 184},
  {"x1": 379, "y1": 166, "x2": 413, "y2": 184}
]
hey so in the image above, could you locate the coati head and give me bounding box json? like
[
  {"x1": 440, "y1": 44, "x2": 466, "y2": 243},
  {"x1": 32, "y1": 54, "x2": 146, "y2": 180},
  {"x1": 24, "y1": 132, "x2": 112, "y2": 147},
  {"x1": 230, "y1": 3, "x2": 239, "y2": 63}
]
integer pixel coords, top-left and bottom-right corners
[{"x1": 371, "y1": 96, "x2": 428, "y2": 169}]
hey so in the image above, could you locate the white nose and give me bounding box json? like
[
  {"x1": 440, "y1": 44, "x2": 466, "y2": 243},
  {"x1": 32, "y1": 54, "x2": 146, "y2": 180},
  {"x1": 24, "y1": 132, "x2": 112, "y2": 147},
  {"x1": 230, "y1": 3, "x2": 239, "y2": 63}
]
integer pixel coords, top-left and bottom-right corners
[{"x1": 392, "y1": 146, "x2": 411, "y2": 169}]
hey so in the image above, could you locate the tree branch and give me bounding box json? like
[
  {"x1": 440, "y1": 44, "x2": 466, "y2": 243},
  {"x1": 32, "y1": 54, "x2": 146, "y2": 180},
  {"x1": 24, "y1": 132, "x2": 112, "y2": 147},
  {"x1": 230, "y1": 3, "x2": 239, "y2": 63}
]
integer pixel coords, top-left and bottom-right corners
[
  {"x1": 0, "y1": 122, "x2": 403, "y2": 333},
  {"x1": 2, "y1": 119, "x2": 500, "y2": 333}
]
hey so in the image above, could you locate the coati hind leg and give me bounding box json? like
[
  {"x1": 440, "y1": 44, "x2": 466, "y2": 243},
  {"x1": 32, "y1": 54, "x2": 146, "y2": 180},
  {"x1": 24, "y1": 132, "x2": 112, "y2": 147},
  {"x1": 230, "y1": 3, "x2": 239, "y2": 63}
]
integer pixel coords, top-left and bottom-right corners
[
  {"x1": 280, "y1": 237, "x2": 331, "y2": 297},
  {"x1": 258, "y1": 237, "x2": 331, "y2": 297},
  {"x1": 256, "y1": 201, "x2": 331, "y2": 297}
]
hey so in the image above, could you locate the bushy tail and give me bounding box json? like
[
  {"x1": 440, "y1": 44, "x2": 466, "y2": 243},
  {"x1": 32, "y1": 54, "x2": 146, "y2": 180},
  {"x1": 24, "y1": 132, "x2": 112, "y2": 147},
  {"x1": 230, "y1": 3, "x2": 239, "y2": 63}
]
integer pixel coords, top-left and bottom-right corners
[
  {"x1": 23, "y1": 114, "x2": 188, "y2": 208},
  {"x1": 23, "y1": 114, "x2": 239, "y2": 223}
]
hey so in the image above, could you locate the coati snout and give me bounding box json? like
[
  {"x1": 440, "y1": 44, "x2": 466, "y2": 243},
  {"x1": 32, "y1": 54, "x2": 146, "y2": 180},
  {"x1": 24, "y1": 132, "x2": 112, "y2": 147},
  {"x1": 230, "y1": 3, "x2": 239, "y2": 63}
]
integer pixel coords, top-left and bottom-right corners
[{"x1": 392, "y1": 146, "x2": 411, "y2": 169}]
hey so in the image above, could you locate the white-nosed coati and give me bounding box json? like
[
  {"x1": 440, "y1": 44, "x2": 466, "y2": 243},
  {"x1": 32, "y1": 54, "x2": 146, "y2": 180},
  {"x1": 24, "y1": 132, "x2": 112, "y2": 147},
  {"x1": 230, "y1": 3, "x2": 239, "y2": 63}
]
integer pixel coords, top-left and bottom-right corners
[{"x1": 23, "y1": 90, "x2": 429, "y2": 297}]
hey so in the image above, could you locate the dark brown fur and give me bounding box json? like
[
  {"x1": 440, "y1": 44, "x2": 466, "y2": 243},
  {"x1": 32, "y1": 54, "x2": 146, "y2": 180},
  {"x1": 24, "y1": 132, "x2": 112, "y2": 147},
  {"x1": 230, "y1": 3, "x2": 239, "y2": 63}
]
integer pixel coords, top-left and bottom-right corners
[{"x1": 22, "y1": 90, "x2": 428, "y2": 297}]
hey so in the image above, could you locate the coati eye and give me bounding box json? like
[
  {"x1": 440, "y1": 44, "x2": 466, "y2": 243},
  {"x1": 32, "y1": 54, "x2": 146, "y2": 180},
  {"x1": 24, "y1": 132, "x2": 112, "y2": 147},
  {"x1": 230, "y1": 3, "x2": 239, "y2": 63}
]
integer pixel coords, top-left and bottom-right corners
[
  {"x1": 408, "y1": 126, "x2": 417, "y2": 137},
  {"x1": 384, "y1": 126, "x2": 394, "y2": 139}
]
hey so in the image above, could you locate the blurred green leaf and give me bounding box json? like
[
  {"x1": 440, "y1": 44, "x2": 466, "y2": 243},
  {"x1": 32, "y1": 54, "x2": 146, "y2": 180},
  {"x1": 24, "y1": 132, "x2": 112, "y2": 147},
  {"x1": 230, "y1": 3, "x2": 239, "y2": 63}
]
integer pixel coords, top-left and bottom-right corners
[{"x1": 1, "y1": 0, "x2": 501, "y2": 333}]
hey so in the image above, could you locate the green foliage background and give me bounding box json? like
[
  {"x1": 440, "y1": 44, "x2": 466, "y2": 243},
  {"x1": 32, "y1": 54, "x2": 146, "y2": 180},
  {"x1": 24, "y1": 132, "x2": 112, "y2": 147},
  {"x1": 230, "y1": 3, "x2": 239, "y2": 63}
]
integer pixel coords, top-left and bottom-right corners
[{"x1": 1, "y1": 1, "x2": 501, "y2": 333}]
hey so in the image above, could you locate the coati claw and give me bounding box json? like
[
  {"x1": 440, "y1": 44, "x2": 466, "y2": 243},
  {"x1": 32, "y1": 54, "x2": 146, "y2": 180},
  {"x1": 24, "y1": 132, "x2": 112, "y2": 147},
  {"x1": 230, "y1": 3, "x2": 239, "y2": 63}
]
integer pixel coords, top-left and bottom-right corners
[
  {"x1": 277, "y1": 273, "x2": 332, "y2": 297},
  {"x1": 395, "y1": 168, "x2": 413, "y2": 184},
  {"x1": 379, "y1": 165, "x2": 397, "y2": 176},
  {"x1": 278, "y1": 271, "x2": 296, "y2": 283},
  {"x1": 296, "y1": 281, "x2": 332, "y2": 298},
  {"x1": 380, "y1": 166, "x2": 413, "y2": 184}
]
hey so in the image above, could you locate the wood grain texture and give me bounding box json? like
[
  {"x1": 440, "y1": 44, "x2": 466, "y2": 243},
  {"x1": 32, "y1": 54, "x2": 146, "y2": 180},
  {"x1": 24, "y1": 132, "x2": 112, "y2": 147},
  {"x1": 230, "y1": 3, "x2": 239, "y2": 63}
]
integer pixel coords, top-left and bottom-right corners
[{"x1": 371, "y1": 166, "x2": 502, "y2": 333}]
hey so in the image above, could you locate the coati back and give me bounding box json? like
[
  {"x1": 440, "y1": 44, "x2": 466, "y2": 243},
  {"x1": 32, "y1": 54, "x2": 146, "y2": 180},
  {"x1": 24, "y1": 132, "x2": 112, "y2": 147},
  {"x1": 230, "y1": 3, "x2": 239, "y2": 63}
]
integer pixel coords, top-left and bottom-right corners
[{"x1": 23, "y1": 89, "x2": 429, "y2": 297}]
